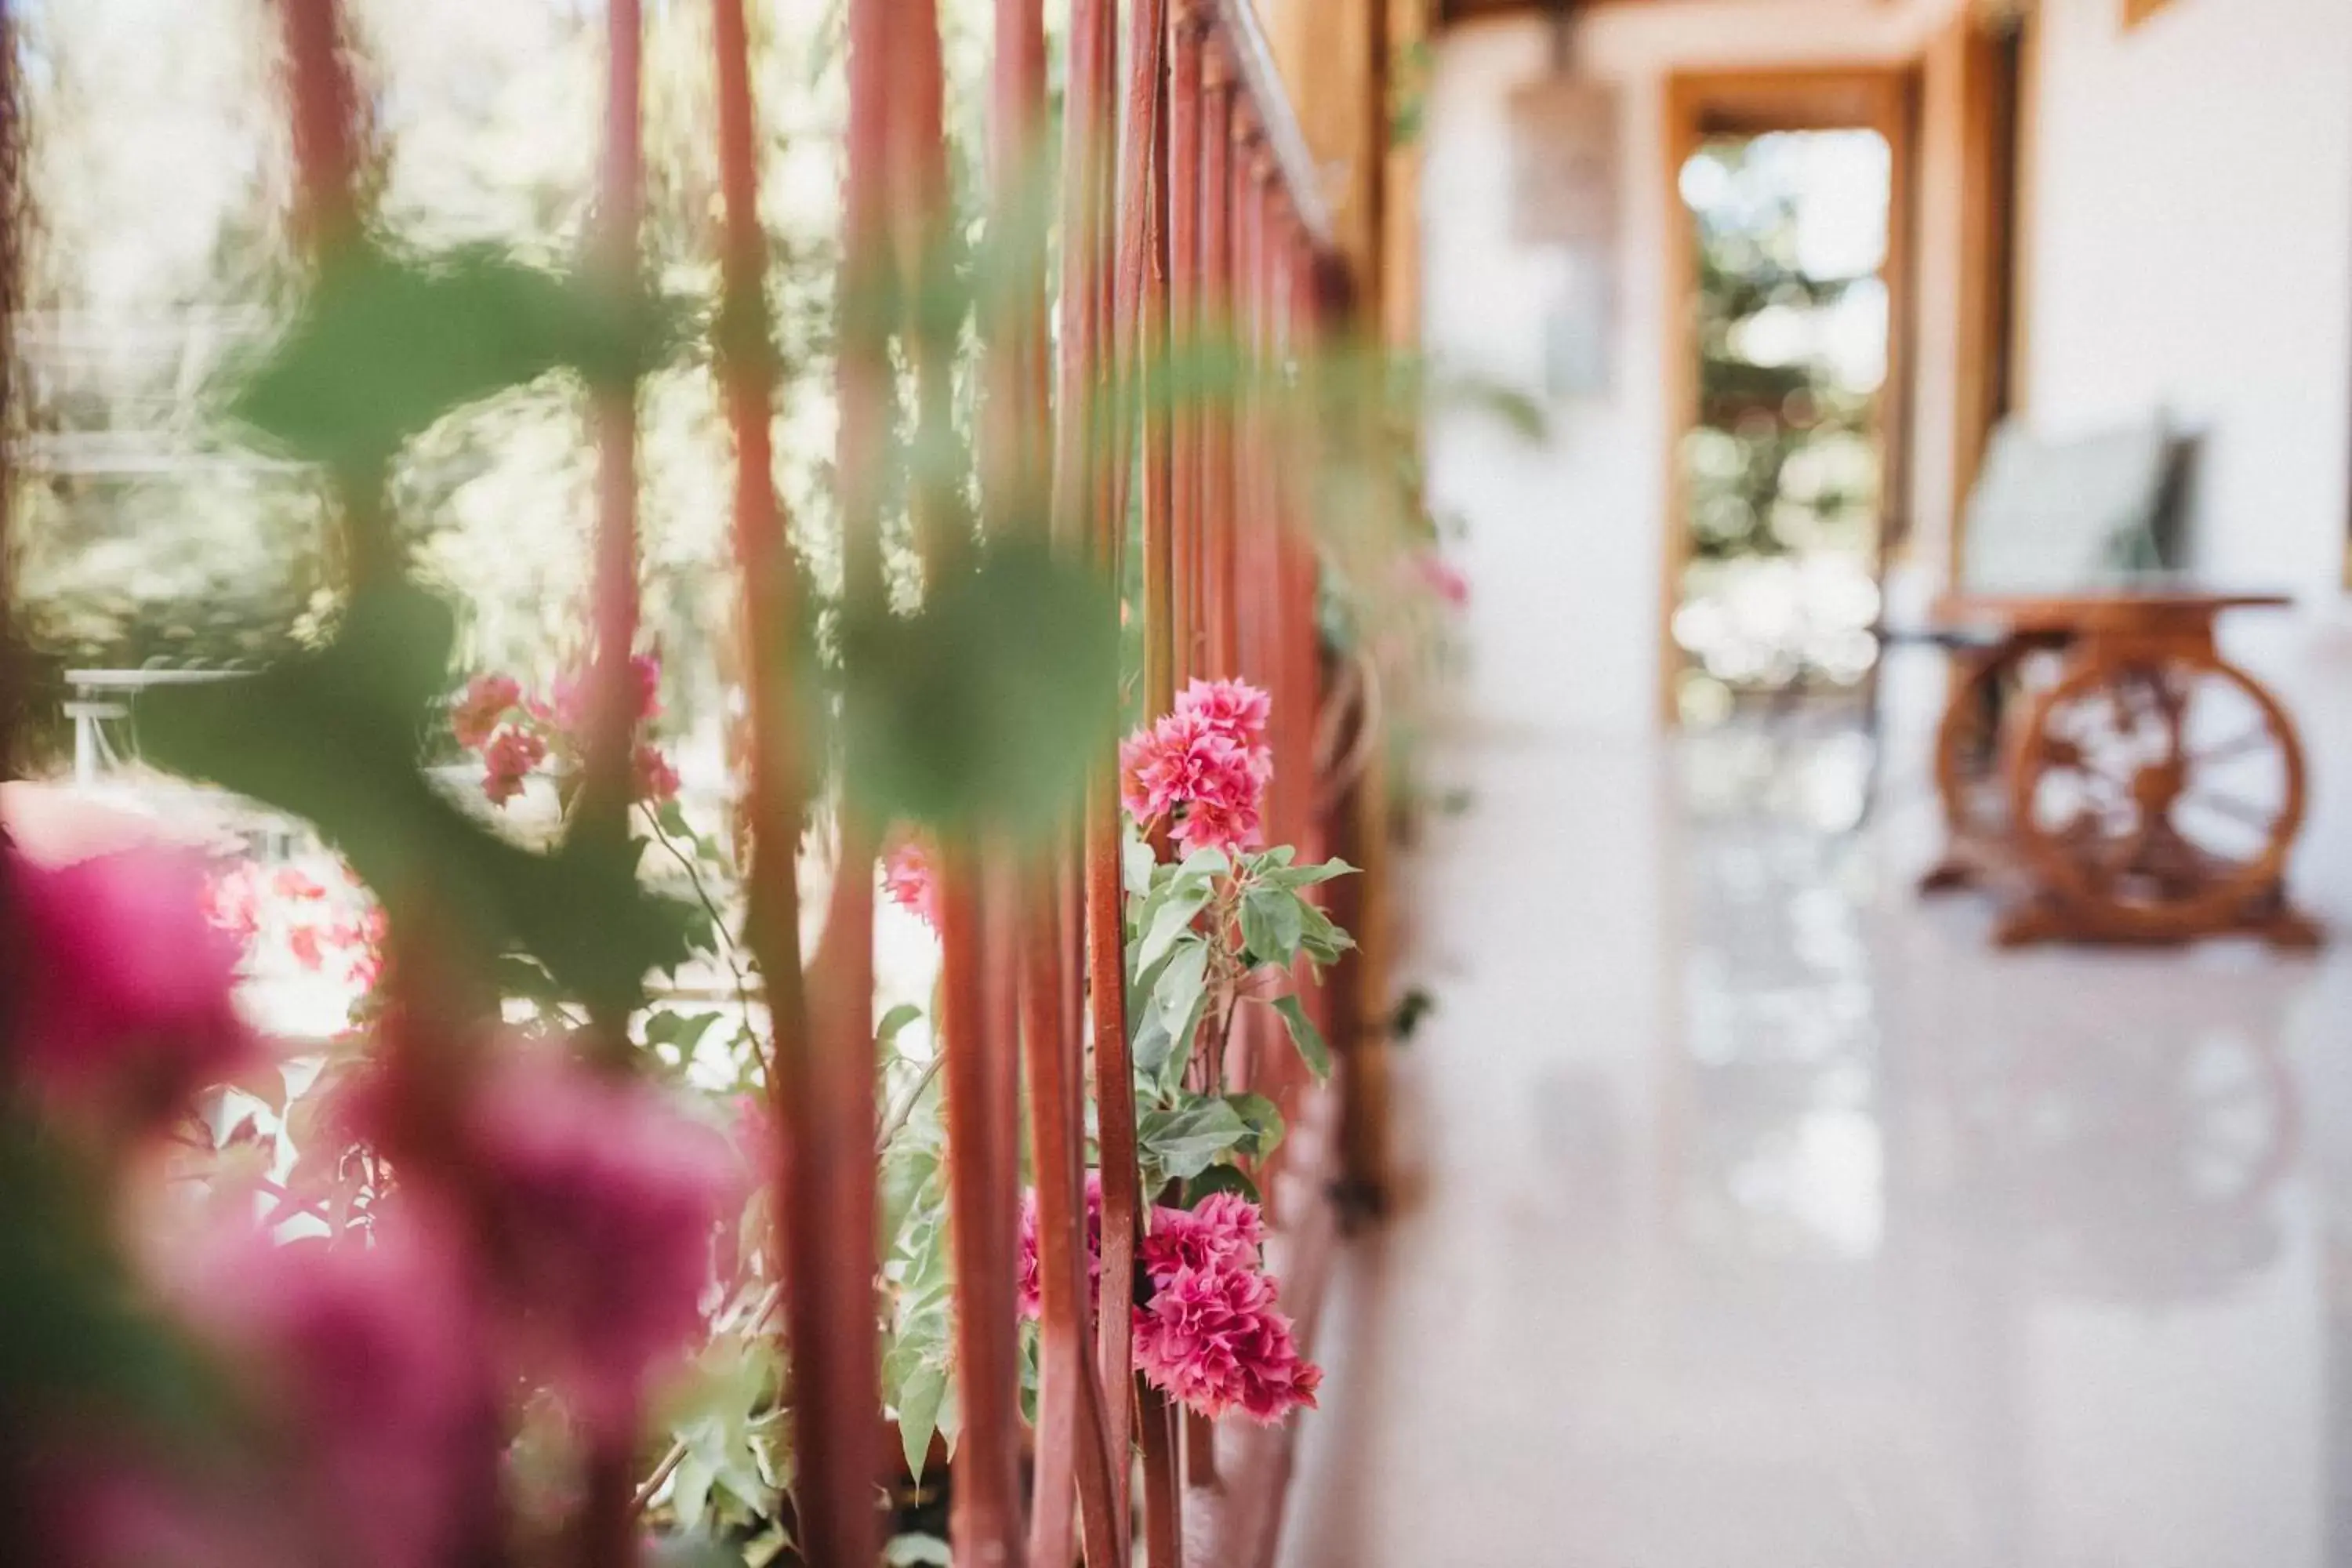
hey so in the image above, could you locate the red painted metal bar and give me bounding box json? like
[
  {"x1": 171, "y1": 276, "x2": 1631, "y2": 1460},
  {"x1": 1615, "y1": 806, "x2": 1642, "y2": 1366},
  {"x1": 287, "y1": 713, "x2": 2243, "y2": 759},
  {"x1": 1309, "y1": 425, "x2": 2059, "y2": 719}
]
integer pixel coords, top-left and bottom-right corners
[
  {"x1": 1094, "y1": 0, "x2": 1170, "y2": 1519},
  {"x1": 274, "y1": 0, "x2": 397, "y2": 592},
  {"x1": 1198, "y1": 46, "x2": 1238, "y2": 681},
  {"x1": 706, "y1": 19, "x2": 826, "y2": 1566},
  {"x1": 579, "y1": 0, "x2": 644, "y2": 887},
  {"x1": 0, "y1": 0, "x2": 16, "y2": 787},
  {"x1": 1167, "y1": 4, "x2": 1207, "y2": 690},
  {"x1": 578, "y1": 7, "x2": 648, "y2": 1548},
  {"x1": 989, "y1": 0, "x2": 1051, "y2": 510},
  {"x1": 1044, "y1": 4, "x2": 1130, "y2": 1564},
  {"x1": 788, "y1": 2, "x2": 891, "y2": 1563},
  {"x1": 942, "y1": 847, "x2": 1025, "y2": 1568}
]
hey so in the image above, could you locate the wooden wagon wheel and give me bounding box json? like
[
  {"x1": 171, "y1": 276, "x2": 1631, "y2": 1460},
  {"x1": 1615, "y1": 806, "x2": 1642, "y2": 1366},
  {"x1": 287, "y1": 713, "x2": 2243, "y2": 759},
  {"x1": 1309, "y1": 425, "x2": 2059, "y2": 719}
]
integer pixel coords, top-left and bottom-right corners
[
  {"x1": 1932, "y1": 633, "x2": 2068, "y2": 844},
  {"x1": 2005, "y1": 649, "x2": 2306, "y2": 941}
]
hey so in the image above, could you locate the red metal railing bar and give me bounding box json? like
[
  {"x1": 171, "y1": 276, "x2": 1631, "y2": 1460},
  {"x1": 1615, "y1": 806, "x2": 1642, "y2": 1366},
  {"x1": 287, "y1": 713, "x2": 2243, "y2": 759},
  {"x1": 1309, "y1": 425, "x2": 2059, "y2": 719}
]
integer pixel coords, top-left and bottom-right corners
[
  {"x1": 789, "y1": 2, "x2": 891, "y2": 1562},
  {"x1": 1044, "y1": 2, "x2": 1130, "y2": 1563},
  {"x1": 1166, "y1": 4, "x2": 1207, "y2": 691},
  {"x1": 705, "y1": 13, "x2": 826, "y2": 1566},
  {"x1": 1198, "y1": 46, "x2": 1237, "y2": 681},
  {"x1": 576, "y1": 7, "x2": 648, "y2": 1558}
]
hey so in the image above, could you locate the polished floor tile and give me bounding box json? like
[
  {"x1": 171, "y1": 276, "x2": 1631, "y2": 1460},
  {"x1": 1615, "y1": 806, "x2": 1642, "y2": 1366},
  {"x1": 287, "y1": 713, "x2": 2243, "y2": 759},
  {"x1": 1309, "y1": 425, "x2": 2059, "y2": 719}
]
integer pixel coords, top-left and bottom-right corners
[{"x1": 1281, "y1": 724, "x2": 2352, "y2": 1568}]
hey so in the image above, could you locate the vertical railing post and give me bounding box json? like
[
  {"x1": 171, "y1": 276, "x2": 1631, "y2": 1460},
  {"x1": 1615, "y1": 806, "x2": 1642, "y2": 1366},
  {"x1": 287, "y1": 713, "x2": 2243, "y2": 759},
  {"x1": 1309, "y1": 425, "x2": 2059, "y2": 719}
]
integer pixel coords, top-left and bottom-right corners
[
  {"x1": 1199, "y1": 40, "x2": 1238, "y2": 679},
  {"x1": 788, "y1": 2, "x2": 891, "y2": 1563},
  {"x1": 1167, "y1": 4, "x2": 1208, "y2": 690}
]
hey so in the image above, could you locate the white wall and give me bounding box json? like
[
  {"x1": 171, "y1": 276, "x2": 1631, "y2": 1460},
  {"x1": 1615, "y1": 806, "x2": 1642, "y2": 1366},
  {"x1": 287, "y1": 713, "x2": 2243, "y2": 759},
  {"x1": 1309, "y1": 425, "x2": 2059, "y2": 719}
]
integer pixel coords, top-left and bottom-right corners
[
  {"x1": 1423, "y1": 1, "x2": 1958, "y2": 739},
  {"x1": 1428, "y1": 0, "x2": 2352, "y2": 916},
  {"x1": 2018, "y1": 0, "x2": 2352, "y2": 916}
]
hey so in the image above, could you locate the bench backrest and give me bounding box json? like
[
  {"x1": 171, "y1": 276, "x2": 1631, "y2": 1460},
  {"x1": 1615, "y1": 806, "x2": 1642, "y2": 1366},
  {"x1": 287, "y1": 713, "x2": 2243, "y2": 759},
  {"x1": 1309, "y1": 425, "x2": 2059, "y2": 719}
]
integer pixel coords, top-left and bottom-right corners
[{"x1": 1959, "y1": 416, "x2": 2185, "y2": 593}]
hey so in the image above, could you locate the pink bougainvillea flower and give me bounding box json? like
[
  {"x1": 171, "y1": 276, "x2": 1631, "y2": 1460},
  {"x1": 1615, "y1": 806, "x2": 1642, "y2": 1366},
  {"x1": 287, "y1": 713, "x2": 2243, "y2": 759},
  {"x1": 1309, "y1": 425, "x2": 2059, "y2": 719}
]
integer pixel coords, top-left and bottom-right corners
[
  {"x1": 1131, "y1": 1260, "x2": 1321, "y2": 1425},
  {"x1": 270, "y1": 866, "x2": 328, "y2": 903},
  {"x1": 880, "y1": 835, "x2": 942, "y2": 930},
  {"x1": 480, "y1": 727, "x2": 548, "y2": 808},
  {"x1": 1170, "y1": 792, "x2": 1264, "y2": 859},
  {"x1": 201, "y1": 862, "x2": 264, "y2": 947},
  {"x1": 1172, "y1": 678, "x2": 1273, "y2": 747},
  {"x1": 463, "y1": 1049, "x2": 739, "y2": 1435},
  {"x1": 633, "y1": 743, "x2": 681, "y2": 804},
  {"x1": 1142, "y1": 1191, "x2": 1265, "y2": 1281},
  {"x1": 550, "y1": 652, "x2": 662, "y2": 735},
  {"x1": 1120, "y1": 710, "x2": 1264, "y2": 829},
  {"x1": 5, "y1": 845, "x2": 256, "y2": 1129},
  {"x1": 1017, "y1": 1172, "x2": 1104, "y2": 1320},
  {"x1": 450, "y1": 673, "x2": 523, "y2": 751},
  {"x1": 168, "y1": 1218, "x2": 480, "y2": 1568}
]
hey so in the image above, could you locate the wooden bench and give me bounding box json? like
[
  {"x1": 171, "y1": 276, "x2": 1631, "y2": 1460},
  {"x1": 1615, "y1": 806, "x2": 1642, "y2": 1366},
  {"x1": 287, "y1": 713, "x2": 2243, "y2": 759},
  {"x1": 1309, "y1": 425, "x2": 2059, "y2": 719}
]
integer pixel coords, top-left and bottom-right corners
[{"x1": 1911, "y1": 420, "x2": 2318, "y2": 947}]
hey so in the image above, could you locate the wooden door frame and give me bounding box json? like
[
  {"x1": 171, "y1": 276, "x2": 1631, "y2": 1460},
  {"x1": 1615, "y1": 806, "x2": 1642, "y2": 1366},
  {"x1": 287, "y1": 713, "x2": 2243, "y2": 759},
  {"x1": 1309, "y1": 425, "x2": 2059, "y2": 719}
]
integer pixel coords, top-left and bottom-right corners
[{"x1": 1657, "y1": 65, "x2": 1920, "y2": 728}]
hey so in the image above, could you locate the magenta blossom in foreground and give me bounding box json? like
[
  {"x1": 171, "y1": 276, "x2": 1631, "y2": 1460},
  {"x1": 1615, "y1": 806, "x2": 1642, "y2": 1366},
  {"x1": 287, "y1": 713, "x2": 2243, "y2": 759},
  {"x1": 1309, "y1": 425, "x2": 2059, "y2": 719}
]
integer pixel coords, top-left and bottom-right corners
[
  {"x1": 1016, "y1": 1172, "x2": 1104, "y2": 1319},
  {"x1": 1132, "y1": 1259, "x2": 1321, "y2": 1424},
  {"x1": 5, "y1": 846, "x2": 256, "y2": 1130},
  {"x1": 880, "y1": 836, "x2": 942, "y2": 929},
  {"x1": 169, "y1": 1220, "x2": 480, "y2": 1568},
  {"x1": 463, "y1": 1049, "x2": 738, "y2": 1435}
]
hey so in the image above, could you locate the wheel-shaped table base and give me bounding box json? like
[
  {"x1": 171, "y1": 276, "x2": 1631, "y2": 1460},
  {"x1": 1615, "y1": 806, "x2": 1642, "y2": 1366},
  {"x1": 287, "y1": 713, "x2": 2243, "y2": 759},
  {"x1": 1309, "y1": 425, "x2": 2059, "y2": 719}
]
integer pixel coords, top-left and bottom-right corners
[{"x1": 1920, "y1": 593, "x2": 2323, "y2": 949}]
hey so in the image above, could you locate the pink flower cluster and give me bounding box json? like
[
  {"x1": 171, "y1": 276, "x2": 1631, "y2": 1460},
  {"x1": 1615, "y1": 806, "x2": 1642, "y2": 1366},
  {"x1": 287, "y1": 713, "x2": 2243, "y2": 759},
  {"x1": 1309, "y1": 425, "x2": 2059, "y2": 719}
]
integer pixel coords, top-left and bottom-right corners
[
  {"x1": 458, "y1": 1048, "x2": 739, "y2": 1437},
  {"x1": 1016, "y1": 1172, "x2": 1103, "y2": 1319},
  {"x1": 204, "y1": 858, "x2": 387, "y2": 1001},
  {"x1": 1014, "y1": 1185, "x2": 1320, "y2": 1425},
  {"x1": 169, "y1": 1221, "x2": 479, "y2": 1568},
  {"x1": 1120, "y1": 679, "x2": 1275, "y2": 857},
  {"x1": 880, "y1": 834, "x2": 942, "y2": 930},
  {"x1": 450, "y1": 654, "x2": 677, "y2": 810},
  {"x1": 1133, "y1": 1192, "x2": 1319, "y2": 1424},
  {"x1": 5, "y1": 844, "x2": 256, "y2": 1134}
]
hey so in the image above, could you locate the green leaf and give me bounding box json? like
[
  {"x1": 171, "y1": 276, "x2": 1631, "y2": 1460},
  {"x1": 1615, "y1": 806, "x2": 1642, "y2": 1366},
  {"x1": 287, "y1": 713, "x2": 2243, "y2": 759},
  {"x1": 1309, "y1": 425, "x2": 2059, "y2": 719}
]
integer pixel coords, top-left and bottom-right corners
[
  {"x1": 1149, "y1": 939, "x2": 1211, "y2": 1047},
  {"x1": 1137, "y1": 879, "x2": 1214, "y2": 975},
  {"x1": 1122, "y1": 829, "x2": 1158, "y2": 900},
  {"x1": 884, "y1": 1536, "x2": 955, "y2": 1567},
  {"x1": 1138, "y1": 1098, "x2": 1253, "y2": 1185},
  {"x1": 232, "y1": 245, "x2": 655, "y2": 469},
  {"x1": 1239, "y1": 887, "x2": 1306, "y2": 968},
  {"x1": 895, "y1": 1360, "x2": 948, "y2": 1482},
  {"x1": 877, "y1": 1004, "x2": 924, "y2": 1054},
  {"x1": 1175, "y1": 846, "x2": 1231, "y2": 881},
  {"x1": 136, "y1": 585, "x2": 696, "y2": 1016},
  {"x1": 1222, "y1": 1093, "x2": 1287, "y2": 1161},
  {"x1": 843, "y1": 540, "x2": 1120, "y2": 840},
  {"x1": 644, "y1": 1010, "x2": 724, "y2": 1056},
  {"x1": 1254, "y1": 855, "x2": 1359, "y2": 891},
  {"x1": 1269, "y1": 994, "x2": 1333, "y2": 1082}
]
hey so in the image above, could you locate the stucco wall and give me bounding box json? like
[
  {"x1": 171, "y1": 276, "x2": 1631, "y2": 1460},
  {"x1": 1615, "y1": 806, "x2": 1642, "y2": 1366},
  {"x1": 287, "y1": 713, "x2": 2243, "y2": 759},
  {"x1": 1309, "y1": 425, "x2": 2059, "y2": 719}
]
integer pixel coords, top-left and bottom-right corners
[
  {"x1": 2018, "y1": 0, "x2": 2352, "y2": 916},
  {"x1": 1422, "y1": 1, "x2": 1958, "y2": 740},
  {"x1": 1426, "y1": 0, "x2": 2352, "y2": 916}
]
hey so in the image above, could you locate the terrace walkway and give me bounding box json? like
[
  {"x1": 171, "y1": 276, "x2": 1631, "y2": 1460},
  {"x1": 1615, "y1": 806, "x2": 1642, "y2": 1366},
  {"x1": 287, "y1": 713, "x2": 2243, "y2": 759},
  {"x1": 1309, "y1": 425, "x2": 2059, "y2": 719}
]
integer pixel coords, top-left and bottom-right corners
[{"x1": 1280, "y1": 721, "x2": 2352, "y2": 1568}]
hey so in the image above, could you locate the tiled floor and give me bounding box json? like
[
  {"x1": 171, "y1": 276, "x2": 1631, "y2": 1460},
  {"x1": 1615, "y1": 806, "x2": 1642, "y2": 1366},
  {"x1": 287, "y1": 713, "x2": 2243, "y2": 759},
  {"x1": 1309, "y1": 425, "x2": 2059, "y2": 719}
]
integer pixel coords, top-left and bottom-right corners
[{"x1": 1280, "y1": 722, "x2": 2352, "y2": 1568}]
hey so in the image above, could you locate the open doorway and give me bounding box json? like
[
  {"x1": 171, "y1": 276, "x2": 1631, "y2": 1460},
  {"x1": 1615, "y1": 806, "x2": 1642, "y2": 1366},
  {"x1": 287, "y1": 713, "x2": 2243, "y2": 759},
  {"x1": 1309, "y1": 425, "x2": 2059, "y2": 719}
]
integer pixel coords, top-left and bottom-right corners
[{"x1": 1661, "y1": 70, "x2": 1915, "y2": 730}]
